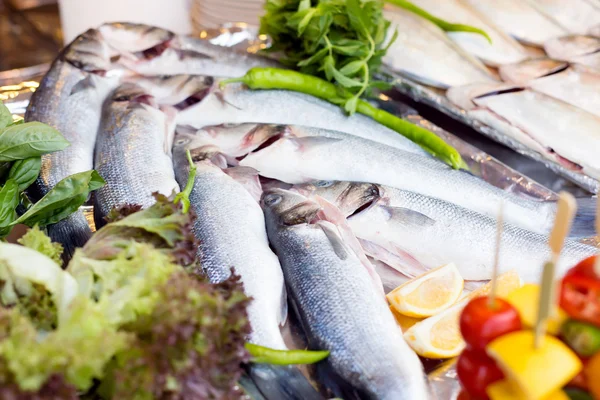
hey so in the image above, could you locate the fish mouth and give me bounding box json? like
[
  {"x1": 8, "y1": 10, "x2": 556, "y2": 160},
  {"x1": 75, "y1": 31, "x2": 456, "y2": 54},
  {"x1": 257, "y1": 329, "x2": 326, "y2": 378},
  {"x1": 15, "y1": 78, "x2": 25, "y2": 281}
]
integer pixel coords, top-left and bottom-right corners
[{"x1": 338, "y1": 183, "x2": 381, "y2": 218}]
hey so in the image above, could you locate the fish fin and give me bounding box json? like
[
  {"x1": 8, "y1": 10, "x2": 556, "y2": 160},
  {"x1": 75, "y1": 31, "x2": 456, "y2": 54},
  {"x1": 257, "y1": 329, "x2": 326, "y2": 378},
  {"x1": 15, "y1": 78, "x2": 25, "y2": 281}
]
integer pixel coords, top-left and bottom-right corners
[
  {"x1": 570, "y1": 197, "x2": 598, "y2": 238},
  {"x1": 317, "y1": 221, "x2": 349, "y2": 260},
  {"x1": 314, "y1": 196, "x2": 385, "y2": 296},
  {"x1": 70, "y1": 75, "x2": 96, "y2": 95},
  {"x1": 358, "y1": 238, "x2": 426, "y2": 278},
  {"x1": 245, "y1": 363, "x2": 324, "y2": 400},
  {"x1": 278, "y1": 285, "x2": 288, "y2": 326},
  {"x1": 286, "y1": 136, "x2": 342, "y2": 152},
  {"x1": 47, "y1": 212, "x2": 93, "y2": 266},
  {"x1": 223, "y1": 166, "x2": 263, "y2": 202},
  {"x1": 379, "y1": 206, "x2": 436, "y2": 228}
]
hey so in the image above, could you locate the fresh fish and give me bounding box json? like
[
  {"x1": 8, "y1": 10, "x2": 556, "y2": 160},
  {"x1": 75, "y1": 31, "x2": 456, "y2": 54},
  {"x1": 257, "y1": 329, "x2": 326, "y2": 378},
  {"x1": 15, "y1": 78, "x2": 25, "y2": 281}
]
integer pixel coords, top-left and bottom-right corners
[
  {"x1": 26, "y1": 29, "x2": 120, "y2": 261},
  {"x1": 295, "y1": 181, "x2": 597, "y2": 282},
  {"x1": 93, "y1": 83, "x2": 180, "y2": 225},
  {"x1": 397, "y1": 0, "x2": 528, "y2": 66},
  {"x1": 499, "y1": 58, "x2": 569, "y2": 84},
  {"x1": 174, "y1": 81, "x2": 427, "y2": 154},
  {"x1": 461, "y1": 0, "x2": 566, "y2": 46},
  {"x1": 448, "y1": 83, "x2": 600, "y2": 181},
  {"x1": 544, "y1": 35, "x2": 600, "y2": 71},
  {"x1": 261, "y1": 188, "x2": 428, "y2": 399},
  {"x1": 229, "y1": 123, "x2": 595, "y2": 236},
  {"x1": 173, "y1": 141, "x2": 322, "y2": 399},
  {"x1": 527, "y1": 0, "x2": 600, "y2": 35},
  {"x1": 382, "y1": 8, "x2": 495, "y2": 89},
  {"x1": 98, "y1": 22, "x2": 278, "y2": 77}
]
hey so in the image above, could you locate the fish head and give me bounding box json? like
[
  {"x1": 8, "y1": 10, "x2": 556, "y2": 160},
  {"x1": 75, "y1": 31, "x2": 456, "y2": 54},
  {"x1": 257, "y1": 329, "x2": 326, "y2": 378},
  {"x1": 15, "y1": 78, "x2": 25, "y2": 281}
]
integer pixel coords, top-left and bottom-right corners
[
  {"x1": 261, "y1": 189, "x2": 321, "y2": 227},
  {"x1": 98, "y1": 22, "x2": 175, "y2": 55},
  {"x1": 110, "y1": 82, "x2": 158, "y2": 108},
  {"x1": 292, "y1": 181, "x2": 381, "y2": 217},
  {"x1": 63, "y1": 29, "x2": 112, "y2": 73},
  {"x1": 130, "y1": 75, "x2": 215, "y2": 107}
]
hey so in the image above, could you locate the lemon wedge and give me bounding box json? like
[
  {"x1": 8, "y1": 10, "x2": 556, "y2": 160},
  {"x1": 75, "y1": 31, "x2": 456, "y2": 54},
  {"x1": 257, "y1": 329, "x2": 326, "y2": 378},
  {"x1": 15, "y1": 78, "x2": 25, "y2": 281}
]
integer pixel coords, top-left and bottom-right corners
[
  {"x1": 487, "y1": 330, "x2": 582, "y2": 400},
  {"x1": 389, "y1": 306, "x2": 422, "y2": 332},
  {"x1": 487, "y1": 380, "x2": 569, "y2": 400},
  {"x1": 507, "y1": 284, "x2": 567, "y2": 335},
  {"x1": 387, "y1": 263, "x2": 464, "y2": 318},
  {"x1": 403, "y1": 270, "x2": 522, "y2": 359}
]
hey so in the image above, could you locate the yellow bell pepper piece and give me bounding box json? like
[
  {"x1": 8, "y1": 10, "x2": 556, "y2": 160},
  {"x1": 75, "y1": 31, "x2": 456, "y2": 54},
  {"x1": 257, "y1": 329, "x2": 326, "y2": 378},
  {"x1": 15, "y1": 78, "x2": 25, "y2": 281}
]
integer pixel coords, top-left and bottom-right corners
[
  {"x1": 487, "y1": 330, "x2": 582, "y2": 400},
  {"x1": 487, "y1": 380, "x2": 569, "y2": 400},
  {"x1": 506, "y1": 284, "x2": 567, "y2": 335}
]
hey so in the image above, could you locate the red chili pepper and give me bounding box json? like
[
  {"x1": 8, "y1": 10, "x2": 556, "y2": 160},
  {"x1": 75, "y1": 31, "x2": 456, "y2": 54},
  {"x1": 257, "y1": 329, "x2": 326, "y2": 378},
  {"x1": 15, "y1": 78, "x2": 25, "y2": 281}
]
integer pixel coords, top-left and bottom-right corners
[{"x1": 560, "y1": 256, "x2": 600, "y2": 326}]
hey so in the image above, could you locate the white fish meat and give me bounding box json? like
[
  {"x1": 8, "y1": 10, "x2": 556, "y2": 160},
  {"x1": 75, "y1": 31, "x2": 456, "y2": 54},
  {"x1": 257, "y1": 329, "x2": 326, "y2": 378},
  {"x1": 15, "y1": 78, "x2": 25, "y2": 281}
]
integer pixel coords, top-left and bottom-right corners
[
  {"x1": 545, "y1": 35, "x2": 600, "y2": 72},
  {"x1": 397, "y1": 0, "x2": 528, "y2": 66},
  {"x1": 461, "y1": 0, "x2": 566, "y2": 46},
  {"x1": 527, "y1": 0, "x2": 600, "y2": 35},
  {"x1": 383, "y1": 8, "x2": 494, "y2": 89},
  {"x1": 448, "y1": 83, "x2": 600, "y2": 180},
  {"x1": 499, "y1": 58, "x2": 569, "y2": 84}
]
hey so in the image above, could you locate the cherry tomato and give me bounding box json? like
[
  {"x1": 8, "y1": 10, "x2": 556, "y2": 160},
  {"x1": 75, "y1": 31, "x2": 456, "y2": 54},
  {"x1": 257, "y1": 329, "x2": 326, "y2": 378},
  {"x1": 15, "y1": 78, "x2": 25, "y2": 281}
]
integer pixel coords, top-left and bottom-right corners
[
  {"x1": 560, "y1": 256, "x2": 600, "y2": 326},
  {"x1": 460, "y1": 296, "x2": 522, "y2": 352},
  {"x1": 457, "y1": 348, "x2": 504, "y2": 400}
]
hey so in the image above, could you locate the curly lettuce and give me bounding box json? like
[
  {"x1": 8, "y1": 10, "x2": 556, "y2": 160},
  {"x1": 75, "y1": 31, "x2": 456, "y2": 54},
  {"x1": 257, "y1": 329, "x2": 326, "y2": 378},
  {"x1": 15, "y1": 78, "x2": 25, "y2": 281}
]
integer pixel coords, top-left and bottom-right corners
[{"x1": 18, "y1": 226, "x2": 63, "y2": 265}]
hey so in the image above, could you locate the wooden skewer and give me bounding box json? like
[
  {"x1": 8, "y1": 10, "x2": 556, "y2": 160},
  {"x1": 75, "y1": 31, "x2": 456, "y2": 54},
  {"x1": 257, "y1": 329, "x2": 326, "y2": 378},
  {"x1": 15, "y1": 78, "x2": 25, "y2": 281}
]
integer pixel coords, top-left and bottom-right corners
[
  {"x1": 595, "y1": 197, "x2": 600, "y2": 276},
  {"x1": 488, "y1": 202, "x2": 503, "y2": 309},
  {"x1": 535, "y1": 191, "x2": 577, "y2": 348}
]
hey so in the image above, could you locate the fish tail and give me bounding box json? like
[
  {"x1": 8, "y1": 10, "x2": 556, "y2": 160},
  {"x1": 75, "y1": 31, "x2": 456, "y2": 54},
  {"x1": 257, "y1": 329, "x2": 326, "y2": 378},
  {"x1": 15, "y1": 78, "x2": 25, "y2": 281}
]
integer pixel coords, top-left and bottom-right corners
[
  {"x1": 244, "y1": 363, "x2": 324, "y2": 400},
  {"x1": 46, "y1": 211, "x2": 93, "y2": 265},
  {"x1": 570, "y1": 197, "x2": 598, "y2": 238}
]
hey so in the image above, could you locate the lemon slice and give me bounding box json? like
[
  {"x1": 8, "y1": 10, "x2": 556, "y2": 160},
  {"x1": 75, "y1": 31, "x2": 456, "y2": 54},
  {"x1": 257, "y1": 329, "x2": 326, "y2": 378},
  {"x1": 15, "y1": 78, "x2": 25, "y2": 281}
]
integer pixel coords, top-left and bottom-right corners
[
  {"x1": 506, "y1": 284, "x2": 567, "y2": 335},
  {"x1": 487, "y1": 380, "x2": 569, "y2": 400},
  {"x1": 487, "y1": 331, "x2": 582, "y2": 400},
  {"x1": 389, "y1": 306, "x2": 422, "y2": 332},
  {"x1": 387, "y1": 263, "x2": 464, "y2": 318},
  {"x1": 403, "y1": 270, "x2": 522, "y2": 359}
]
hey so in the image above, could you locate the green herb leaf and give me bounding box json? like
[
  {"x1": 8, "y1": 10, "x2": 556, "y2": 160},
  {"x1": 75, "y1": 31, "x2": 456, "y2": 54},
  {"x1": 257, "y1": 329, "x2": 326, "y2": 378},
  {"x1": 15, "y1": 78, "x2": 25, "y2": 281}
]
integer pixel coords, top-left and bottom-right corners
[
  {"x1": 14, "y1": 170, "x2": 105, "y2": 227},
  {"x1": 173, "y1": 150, "x2": 197, "y2": 214},
  {"x1": 0, "y1": 179, "x2": 20, "y2": 236},
  {"x1": 344, "y1": 96, "x2": 359, "y2": 114},
  {"x1": 0, "y1": 100, "x2": 13, "y2": 129},
  {"x1": 339, "y1": 60, "x2": 365, "y2": 75},
  {"x1": 0, "y1": 122, "x2": 70, "y2": 162},
  {"x1": 297, "y1": 47, "x2": 329, "y2": 67},
  {"x1": 8, "y1": 156, "x2": 41, "y2": 191},
  {"x1": 330, "y1": 67, "x2": 364, "y2": 88},
  {"x1": 245, "y1": 343, "x2": 330, "y2": 365}
]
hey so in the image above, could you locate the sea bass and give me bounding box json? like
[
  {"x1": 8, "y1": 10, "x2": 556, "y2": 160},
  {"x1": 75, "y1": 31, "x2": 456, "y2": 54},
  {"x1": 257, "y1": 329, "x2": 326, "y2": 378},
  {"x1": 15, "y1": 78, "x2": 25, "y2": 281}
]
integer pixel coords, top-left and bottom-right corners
[
  {"x1": 544, "y1": 35, "x2": 600, "y2": 72},
  {"x1": 295, "y1": 181, "x2": 597, "y2": 282},
  {"x1": 98, "y1": 22, "x2": 279, "y2": 77},
  {"x1": 461, "y1": 0, "x2": 566, "y2": 47},
  {"x1": 93, "y1": 83, "x2": 180, "y2": 225},
  {"x1": 527, "y1": 0, "x2": 600, "y2": 35},
  {"x1": 382, "y1": 8, "x2": 494, "y2": 89},
  {"x1": 173, "y1": 81, "x2": 427, "y2": 155},
  {"x1": 501, "y1": 62, "x2": 600, "y2": 117},
  {"x1": 225, "y1": 123, "x2": 594, "y2": 236},
  {"x1": 448, "y1": 83, "x2": 600, "y2": 181},
  {"x1": 262, "y1": 188, "x2": 428, "y2": 399},
  {"x1": 395, "y1": 0, "x2": 527, "y2": 66},
  {"x1": 26, "y1": 29, "x2": 120, "y2": 261}
]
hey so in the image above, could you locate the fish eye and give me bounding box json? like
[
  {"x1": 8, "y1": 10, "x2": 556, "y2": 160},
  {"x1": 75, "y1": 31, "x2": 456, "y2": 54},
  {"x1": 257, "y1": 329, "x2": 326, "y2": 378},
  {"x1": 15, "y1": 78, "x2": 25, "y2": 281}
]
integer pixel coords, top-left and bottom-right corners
[
  {"x1": 315, "y1": 180, "x2": 333, "y2": 188},
  {"x1": 263, "y1": 194, "x2": 282, "y2": 206},
  {"x1": 175, "y1": 137, "x2": 190, "y2": 146}
]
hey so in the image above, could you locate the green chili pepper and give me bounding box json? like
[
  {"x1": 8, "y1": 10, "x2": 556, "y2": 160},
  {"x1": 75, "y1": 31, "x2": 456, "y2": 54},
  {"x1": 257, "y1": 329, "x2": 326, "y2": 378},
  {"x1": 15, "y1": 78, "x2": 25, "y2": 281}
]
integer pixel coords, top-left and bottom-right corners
[
  {"x1": 245, "y1": 343, "x2": 330, "y2": 365},
  {"x1": 386, "y1": 0, "x2": 492, "y2": 43},
  {"x1": 561, "y1": 319, "x2": 600, "y2": 357},
  {"x1": 220, "y1": 68, "x2": 465, "y2": 169},
  {"x1": 174, "y1": 149, "x2": 197, "y2": 214}
]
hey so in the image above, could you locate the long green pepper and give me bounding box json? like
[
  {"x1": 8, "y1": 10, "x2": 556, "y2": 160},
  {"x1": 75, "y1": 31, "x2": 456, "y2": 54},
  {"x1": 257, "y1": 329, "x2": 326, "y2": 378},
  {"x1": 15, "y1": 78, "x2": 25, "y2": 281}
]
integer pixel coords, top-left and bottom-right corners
[
  {"x1": 245, "y1": 343, "x2": 330, "y2": 365},
  {"x1": 220, "y1": 68, "x2": 465, "y2": 169}
]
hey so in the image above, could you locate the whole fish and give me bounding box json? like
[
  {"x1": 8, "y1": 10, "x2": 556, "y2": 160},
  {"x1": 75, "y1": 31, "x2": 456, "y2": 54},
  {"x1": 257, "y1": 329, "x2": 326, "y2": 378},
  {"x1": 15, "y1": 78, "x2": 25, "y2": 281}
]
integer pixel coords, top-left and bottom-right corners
[
  {"x1": 98, "y1": 22, "x2": 279, "y2": 77},
  {"x1": 448, "y1": 83, "x2": 600, "y2": 181},
  {"x1": 396, "y1": 0, "x2": 527, "y2": 66},
  {"x1": 461, "y1": 0, "x2": 566, "y2": 47},
  {"x1": 527, "y1": 0, "x2": 600, "y2": 35},
  {"x1": 93, "y1": 83, "x2": 180, "y2": 225},
  {"x1": 382, "y1": 8, "x2": 494, "y2": 89},
  {"x1": 229, "y1": 123, "x2": 595, "y2": 237},
  {"x1": 173, "y1": 81, "x2": 428, "y2": 155},
  {"x1": 295, "y1": 181, "x2": 597, "y2": 282},
  {"x1": 261, "y1": 188, "x2": 428, "y2": 399},
  {"x1": 173, "y1": 140, "x2": 322, "y2": 399},
  {"x1": 26, "y1": 29, "x2": 120, "y2": 261},
  {"x1": 544, "y1": 35, "x2": 600, "y2": 71}
]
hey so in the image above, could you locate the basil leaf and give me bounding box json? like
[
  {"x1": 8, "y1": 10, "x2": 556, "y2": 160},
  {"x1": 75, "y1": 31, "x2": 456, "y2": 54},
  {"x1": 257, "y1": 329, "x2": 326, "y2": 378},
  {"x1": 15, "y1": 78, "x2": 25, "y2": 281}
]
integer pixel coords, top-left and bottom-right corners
[
  {"x1": 8, "y1": 156, "x2": 42, "y2": 191},
  {"x1": 0, "y1": 162, "x2": 12, "y2": 184},
  {"x1": 0, "y1": 179, "x2": 20, "y2": 236},
  {"x1": 14, "y1": 170, "x2": 105, "y2": 227},
  {"x1": 0, "y1": 122, "x2": 70, "y2": 162},
  {"x1": 10, "y1": 117, "x2": 24, "y2": 126},
  {"x1": 0, "y1": 101, "x2": 12, "y2": 129}
]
